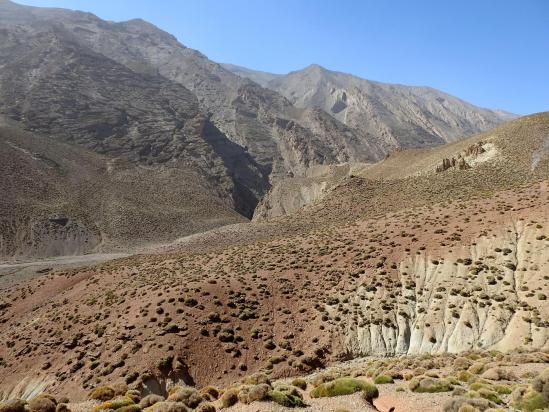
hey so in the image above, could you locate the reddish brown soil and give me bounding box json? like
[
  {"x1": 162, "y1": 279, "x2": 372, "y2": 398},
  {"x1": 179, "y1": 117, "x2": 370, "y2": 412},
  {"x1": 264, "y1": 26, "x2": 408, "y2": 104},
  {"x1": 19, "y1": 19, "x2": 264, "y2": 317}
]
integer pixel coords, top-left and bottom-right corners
[{"x1": 0, "y1": 181, "x2": 547, "y2": 400}]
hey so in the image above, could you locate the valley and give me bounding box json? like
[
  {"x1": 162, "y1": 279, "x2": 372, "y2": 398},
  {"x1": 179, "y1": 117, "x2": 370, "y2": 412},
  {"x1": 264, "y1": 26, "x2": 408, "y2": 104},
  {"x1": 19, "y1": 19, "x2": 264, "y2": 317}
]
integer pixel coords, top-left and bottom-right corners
[{"x1": 0, "y1": 1, "x2": 547, "y2": 411}]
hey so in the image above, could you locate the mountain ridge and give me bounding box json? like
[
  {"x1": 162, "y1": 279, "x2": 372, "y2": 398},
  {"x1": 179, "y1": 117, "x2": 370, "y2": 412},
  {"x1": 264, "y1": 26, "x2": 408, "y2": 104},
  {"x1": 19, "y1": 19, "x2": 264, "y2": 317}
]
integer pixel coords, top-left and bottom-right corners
[
  {"x1": 223, "y1": 62, "x2": 516, "y2": 116},
  {"x1": 223, "y1": 62, "x2": 517, "y2": 153}
]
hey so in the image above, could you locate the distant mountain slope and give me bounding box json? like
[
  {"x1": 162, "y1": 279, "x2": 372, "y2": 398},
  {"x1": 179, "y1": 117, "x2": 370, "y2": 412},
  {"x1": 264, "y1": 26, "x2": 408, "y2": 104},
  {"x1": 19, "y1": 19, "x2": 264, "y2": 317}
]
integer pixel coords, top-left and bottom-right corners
[
  {"x1": 220, "y1": 63, "x2": 282, "y2": 86},
  {"x1": 0, "y1": 0, "x2": 378, "y2": 191},
  {"x1": 255, "y1": 112, "x2": 549, "y2": 221},
  {"x1": 224, "y1": 63, "x2": 517, "y2": 153},
  {"x1": 0, "y1": 0, "x2": 520, "y2": 260}
]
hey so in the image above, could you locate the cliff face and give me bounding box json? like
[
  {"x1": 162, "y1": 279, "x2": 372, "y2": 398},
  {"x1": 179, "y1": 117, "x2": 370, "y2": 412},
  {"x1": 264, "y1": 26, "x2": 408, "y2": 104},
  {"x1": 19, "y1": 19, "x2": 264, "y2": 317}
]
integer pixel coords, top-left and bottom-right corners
[
  {"x1": 0, "y1": 0, "x2": 375, "y2": 202},
  {"x1": 0, "y1": 120, "x2": 247, "y2": 259},
  {"x1": 344, "y1": 220, "x2": 549, "y2": 356}
]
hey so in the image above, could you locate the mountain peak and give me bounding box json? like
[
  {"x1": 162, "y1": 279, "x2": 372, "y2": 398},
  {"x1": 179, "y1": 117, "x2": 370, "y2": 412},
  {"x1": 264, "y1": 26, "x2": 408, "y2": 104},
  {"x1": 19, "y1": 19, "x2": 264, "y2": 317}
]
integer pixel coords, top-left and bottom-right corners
[{"x1": 300, "y1": 63, "x2": 327, "y2": 73}]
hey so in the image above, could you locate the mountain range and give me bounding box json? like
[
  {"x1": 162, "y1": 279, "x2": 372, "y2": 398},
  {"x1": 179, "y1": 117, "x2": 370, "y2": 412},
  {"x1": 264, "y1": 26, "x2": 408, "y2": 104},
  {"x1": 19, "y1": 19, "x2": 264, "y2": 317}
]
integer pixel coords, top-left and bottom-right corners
[
  {"x1": 0, "y1": 0, "x2": 517, "y2": 259},
  {"x1": 0, "y1": 1, "x2": 548, "y2": 410}
]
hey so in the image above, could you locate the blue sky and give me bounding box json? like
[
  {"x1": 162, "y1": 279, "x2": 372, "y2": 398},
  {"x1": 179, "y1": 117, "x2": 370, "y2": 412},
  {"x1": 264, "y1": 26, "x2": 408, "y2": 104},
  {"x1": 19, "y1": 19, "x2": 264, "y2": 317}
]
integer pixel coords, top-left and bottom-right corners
[{"x1": 17, "y1": 0, "x2": 549, "y2": 115}]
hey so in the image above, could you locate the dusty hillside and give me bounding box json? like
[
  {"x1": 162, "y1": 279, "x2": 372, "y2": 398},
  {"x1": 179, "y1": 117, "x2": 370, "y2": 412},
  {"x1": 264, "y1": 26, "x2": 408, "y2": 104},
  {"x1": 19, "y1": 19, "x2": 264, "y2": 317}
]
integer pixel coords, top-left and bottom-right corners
[
  {"x1": 0, "y1": 3, "x2": 546, "y2": 411},
  {"x1": 0, "y1": 119, "x2": 246, "y2": 260},
  {"x1": 255, "y1": 112, "x2": 549, "y2": 220},
  {"x1": 0, "y1": 116, "x2": 547, "y2": 412},
  {"x1": 225, "y1": 63, "x2": 517, "y2": 153},
  {"x1": 0, "y1": 181, "x2": 546, "y2": 403}
]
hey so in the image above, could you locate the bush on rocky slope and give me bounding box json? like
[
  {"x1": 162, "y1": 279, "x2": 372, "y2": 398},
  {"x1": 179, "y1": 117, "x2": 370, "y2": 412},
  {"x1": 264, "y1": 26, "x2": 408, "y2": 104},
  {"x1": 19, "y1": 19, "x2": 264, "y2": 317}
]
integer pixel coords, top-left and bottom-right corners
[
  {"x1": 310, "y1": 377, "x2": 378, "y2": 402},
  {"x1": 511, "y1": 367, "x2": 549, "y2": 411}
]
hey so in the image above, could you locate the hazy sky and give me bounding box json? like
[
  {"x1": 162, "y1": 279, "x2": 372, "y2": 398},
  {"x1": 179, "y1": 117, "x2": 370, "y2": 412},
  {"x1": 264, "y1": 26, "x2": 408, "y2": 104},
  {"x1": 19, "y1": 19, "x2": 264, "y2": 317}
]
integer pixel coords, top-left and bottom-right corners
[{"x1": 17, "y1": 0, "x2": 549, "y2": 115}]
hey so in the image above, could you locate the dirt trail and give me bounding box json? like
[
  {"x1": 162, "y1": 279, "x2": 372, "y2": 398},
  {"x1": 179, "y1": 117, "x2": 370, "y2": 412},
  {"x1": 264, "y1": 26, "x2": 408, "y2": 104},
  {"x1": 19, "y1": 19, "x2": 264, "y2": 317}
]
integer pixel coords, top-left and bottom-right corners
[{"x1": 0, "y1": 253, "x2": 128, "y2": 289}]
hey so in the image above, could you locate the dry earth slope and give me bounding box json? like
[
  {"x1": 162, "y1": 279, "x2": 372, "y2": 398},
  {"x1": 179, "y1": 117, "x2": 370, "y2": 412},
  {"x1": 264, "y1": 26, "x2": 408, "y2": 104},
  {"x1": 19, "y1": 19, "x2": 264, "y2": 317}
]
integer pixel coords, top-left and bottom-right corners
[
  {"x1": 0, "y1": 114, "x2": 547, "y2": 404},
  {"x1": 255, "y1": 111, "x2": 548, "y2": 220}
]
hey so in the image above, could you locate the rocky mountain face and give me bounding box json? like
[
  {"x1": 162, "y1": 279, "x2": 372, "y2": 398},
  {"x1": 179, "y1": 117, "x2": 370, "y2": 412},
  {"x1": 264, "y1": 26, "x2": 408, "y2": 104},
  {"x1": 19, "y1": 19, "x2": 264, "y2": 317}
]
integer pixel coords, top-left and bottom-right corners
[
  {"x1": 0, "y1": 117, "x2": 246, "y2": 258},
  {"x1": 254, "y1": 113, "x2": 547, "y2": 221},
  {"x1": 0, "y1": 0, "x2": 375, "y2": 212},
  {"x1": 223, "y1": 63, "x2": 517, "y2": 154}
]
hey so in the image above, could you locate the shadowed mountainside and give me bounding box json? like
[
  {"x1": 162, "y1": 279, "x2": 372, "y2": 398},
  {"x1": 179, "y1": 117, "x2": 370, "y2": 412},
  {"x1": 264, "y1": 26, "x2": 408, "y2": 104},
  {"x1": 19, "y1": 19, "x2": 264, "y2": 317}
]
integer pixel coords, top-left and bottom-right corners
[
  {"x1": 0, "y1": 0, "x2": 519, "y2": 260},
  {"x1": 0, "y1": 118, "x2": 246, "y2": 259}
]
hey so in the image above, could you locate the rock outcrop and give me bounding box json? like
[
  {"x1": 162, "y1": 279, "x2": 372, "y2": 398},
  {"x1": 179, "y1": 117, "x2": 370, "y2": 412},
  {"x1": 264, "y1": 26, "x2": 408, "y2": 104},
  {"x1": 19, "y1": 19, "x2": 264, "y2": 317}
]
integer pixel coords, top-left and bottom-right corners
[{"x1": 436, "y1": 142, "x2": 487, "y2": 173}]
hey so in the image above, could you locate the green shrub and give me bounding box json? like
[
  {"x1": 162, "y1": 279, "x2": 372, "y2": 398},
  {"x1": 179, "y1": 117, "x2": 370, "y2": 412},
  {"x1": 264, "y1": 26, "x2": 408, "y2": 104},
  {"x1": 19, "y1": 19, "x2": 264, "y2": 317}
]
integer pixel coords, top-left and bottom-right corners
[
  {"x1": 143, "y1": 401, "x2": 189, "y2": 412},
  {"x1": 310, "y1": 372, "x2": 337, "y2": 388},
  {"x1": 166, "y1": 386, "x2": 202, "y2": 408},
  {"x1": 28, "y1": 396, "x2": 56, "y2": 412},
  {"x1": 469, "y1": 381, "x2": 491, "y2": 392},
  {"x1": 532, "y1": 367, "x2": 549, "y2": 399},
  {"x1": 409, "y1": 377, "x2": 453, "y2": 393},
  {"x1": 374, "y1": 375, "x2": 394, "y2": 384},
  {"x1": 242, "y1": 373, "x2": 270, "y2": 385},
  {"x1": 310, "y1": 378, "x2": 378, "y2": 401},
  {"x1": 442, "y1": 396, "x2": 496, "y2": 412},
  {"x1": 115, "y1": 405, "x2": 141, "y2": 412},
  {"x1": 139, "y1": 395, "x2": 164, "y2": 409},
  {"x1": 291, "y1": 378, "x2": 307, "y2": 390},
  {"x1": 493, "y1": 384, "x2": 512, "y2": 395},
  {"x1": 195, "y1": 403, "x2": 216, "y2": 412},
  {"x1": 89, "y1": 386, "x2": 116, "y2": 401},
  {"x1": 199, "y1": 386, "x2": 219, "y2": 401},
  {"x1": 456, "y1": 370, "x2": 473, "y2": 382},
  {"x1": 237, "y1": 384, "x2": 271, "y2": 404},
  {"x1": 125, "y1": 390, "x2": 141, "y2": 403},
  {"x1": 219, "y1": 389, "x2": 238, "y2": 408},
  {"x1": 512, "y1": 390, "x2": 548, "y2": 412},
  {"x1": 92, "y1": 396, "x2": 134, "y2": 412},
  {"x1": 468, "y1": 363, "x2": 485, "y2": 375},
  {"x1": 269, "y1": 390, "x2": 302, "y2": 407},
  {"x1": 477, "y1": 388, "x2": 503, "y2": 404}
]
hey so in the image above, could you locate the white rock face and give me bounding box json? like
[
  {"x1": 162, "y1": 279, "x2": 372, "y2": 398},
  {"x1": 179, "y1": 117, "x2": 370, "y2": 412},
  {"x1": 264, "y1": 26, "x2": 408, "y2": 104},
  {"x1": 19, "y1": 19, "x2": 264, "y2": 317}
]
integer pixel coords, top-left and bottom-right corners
[
  {"x1": 343, "y1": 221, "x2": 549, "y2": 355},
  {"x1": 253, "y1": 163, "x2": 371, "y2": 220}
]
